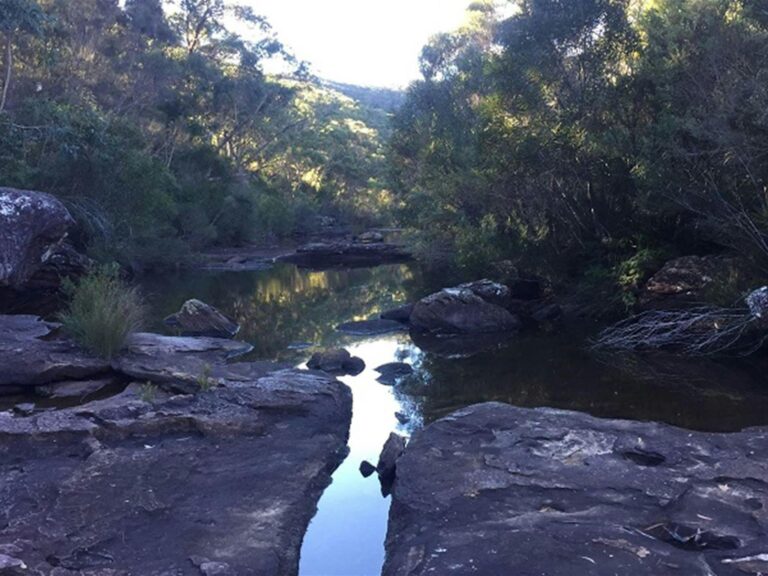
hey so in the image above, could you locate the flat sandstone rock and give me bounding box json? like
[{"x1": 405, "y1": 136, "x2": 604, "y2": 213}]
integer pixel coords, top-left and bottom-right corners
[
  {"x1": 0, "y1": 368, "x2": 352, "y2": 576},
  {"x1": 384, "y1": 402, "x2": 768, "y2": 576}
]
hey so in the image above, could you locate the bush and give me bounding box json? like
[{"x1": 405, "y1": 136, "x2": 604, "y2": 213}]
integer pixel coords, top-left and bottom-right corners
[{"x1": 59, "y1": 265, "x2": 145, "y2": 359}]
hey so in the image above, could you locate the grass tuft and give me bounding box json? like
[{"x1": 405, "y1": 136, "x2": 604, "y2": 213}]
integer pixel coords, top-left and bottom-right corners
[{"x1": 59, "y1": 265, "x2": 145, "y2": 359}]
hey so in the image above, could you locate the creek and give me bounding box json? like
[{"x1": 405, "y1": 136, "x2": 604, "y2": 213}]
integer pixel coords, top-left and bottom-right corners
[{"x1": 140, "y1": 262, "x2": 768, "y2": 576}]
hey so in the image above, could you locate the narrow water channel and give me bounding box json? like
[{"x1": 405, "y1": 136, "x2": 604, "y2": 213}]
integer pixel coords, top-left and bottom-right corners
[{"x1": 140, "y1": 262, "x2": 768, "y2": 576}]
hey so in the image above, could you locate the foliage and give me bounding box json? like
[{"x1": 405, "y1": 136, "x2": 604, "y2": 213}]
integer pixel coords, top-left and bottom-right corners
[
  {"x1": 391, "y1": 0, "x2": 768, "y2": 293},
  {"x1": 0, "y1": 0, "x2": 398, "y2": 268},
  {"x1": 59, "y1": 265, "x2": 145, "y2": 359},
  {"x1": 197, "y1": 362, "x2": 215, "y2": 391},
  {"x1": 140, "y1": 381, "x2": 158, "y2": 403}
]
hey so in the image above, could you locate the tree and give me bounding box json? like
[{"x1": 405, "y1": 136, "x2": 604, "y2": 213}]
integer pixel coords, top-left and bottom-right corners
[{"x1": 0, "y1": 0, "x2": 42, "y2": 112}]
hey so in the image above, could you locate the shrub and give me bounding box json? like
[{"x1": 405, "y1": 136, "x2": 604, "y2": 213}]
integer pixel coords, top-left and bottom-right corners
[{"x1": 59, "y1": 265, "x2": 145, "y2": 359}]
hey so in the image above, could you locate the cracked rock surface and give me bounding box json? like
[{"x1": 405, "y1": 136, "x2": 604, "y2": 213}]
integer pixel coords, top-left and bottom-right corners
[
  {"x1": 383, "y1": 402, "x2": 768, "y2": 576},
  {"x1": 0, "y1": 368, "x2": 352, "y2": 576}
]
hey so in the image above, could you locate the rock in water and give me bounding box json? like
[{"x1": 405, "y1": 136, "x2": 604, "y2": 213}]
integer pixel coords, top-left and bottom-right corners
[
  {"x1": 307, "y1": 348, "x2": 366, "y2": 375},
  {"x1": 410, "y1": 284, "x2": 520, "y2": 334},
  {"x1": 359, "y1": 460, "x2": 377, "y2": 478},
  {"x1": 377, "y1": 432, "x2": 406, "y2": 485},
  {"x1": 164, "y1": 299, "x2": 240, "y2": 338},
  {"x1": 0, "y1": 188, "x2": 75, "y2": 288},
  {"x1": 375, "y1": 362, "x2": 414, "y2": 385},
  {"x1": 0, "y1": 369, "x2": 352, "y2": 575},
  {"x1": 384, "y1": 402, "x2": 768, "y2": 576},
  {"x1": 337, "y1": 318, "x2": 407, "y2": 336}
]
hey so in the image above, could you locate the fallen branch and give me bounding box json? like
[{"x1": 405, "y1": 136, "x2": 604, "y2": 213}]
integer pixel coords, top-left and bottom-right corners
[{"x1": 593, "y1": 287, "x2": 768, "y2": 356}]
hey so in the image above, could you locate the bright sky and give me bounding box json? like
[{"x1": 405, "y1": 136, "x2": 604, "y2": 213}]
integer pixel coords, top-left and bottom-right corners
[{"x1": 251, "y1": 0, "x2": 472, "y2": 88}]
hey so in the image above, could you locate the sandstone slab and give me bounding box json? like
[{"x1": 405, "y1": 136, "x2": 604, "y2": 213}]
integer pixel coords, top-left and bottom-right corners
[{"x1": 384, "y1": 403, "x2": 768, "y2": 576}]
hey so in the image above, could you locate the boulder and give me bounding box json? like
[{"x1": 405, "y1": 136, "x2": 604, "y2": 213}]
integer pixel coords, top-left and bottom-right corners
[
  {"x1": 410, "y1": 285, "x2": 521, "y2": 335},
  {"x1": 458, "y1": 279, "x2": 511, "y2": 308},
  {"x1": 0, "y1": 315, "x2": 111, "y2": 389},
  {"x1": 380, "y1": 303, "x2": 414, "y2": 324},
  {"x1": 0, "y1": 188, "x2": 75, "y2": 288},
  {"x1": 307, "y1": 348, "x2": 366, "y2": 375},
  {"x1": 384, "y1": 402, "x2": 768, "y2": 576},
  {"x1": 0, "y1": 368, "x2": 352, "y2": 575},
  {"x1": 164, "y1": 299, "x2": 240, "y2": 339},
  {"x1": 639, "y1": 255, "x2": 735, "y2": 309},
  {"x1": 336, "y1": 318, "x2": 407, "y2": 336}
]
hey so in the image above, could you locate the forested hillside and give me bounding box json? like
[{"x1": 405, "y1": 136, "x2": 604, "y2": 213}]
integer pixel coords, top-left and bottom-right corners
[
  {"x1": 0, "y1": 0, "x2": 396, "y2": 268},
  {"x1": 392, "y1": 0, "x2": 768, "y2": 305}
]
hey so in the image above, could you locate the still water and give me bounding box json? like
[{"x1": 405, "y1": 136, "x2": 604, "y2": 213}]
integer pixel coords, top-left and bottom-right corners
[{"x1": 141, "y1": 262, "x2": 768, "y2": 576}]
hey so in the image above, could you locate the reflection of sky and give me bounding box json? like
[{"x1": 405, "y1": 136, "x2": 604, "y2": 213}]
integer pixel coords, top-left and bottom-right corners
[{"x1": 299, "y1": 336, "x2": 411, "y2": 576}]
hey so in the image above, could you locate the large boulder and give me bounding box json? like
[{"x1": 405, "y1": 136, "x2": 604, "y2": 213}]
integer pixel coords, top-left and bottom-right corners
[
  {"x1": 0, "y1": 368, "x2": 353, "y2": 575},
  {"x1": 384, "y1": 402, "x2": 768, "y2": 576},
  {"x1": 410, "y1": 282, "x2": 520, "y2": 335},
  {"x1": 0, "y1": 188, "x2": 75, "y2": 288},
  {"x1": 164, "y1": 299, "x2": 240, "y2": 339}
]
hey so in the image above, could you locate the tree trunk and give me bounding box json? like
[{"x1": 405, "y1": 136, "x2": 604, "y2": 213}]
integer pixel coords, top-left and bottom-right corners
[{"x1": 0, "y1": 33, "x2": 12, "y2": 113}]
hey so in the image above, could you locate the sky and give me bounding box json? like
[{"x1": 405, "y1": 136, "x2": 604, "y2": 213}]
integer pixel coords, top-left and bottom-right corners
[{"x1": 251, "y1": 0, "x2": 472, "y2": 88}]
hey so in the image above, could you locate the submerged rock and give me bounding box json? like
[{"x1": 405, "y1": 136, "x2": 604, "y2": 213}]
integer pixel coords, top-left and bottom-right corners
[
  {"x1": 307, "y1": 348, "x2": 365, "y2": 376},
  {"x1": 278, "y1": 241, "x2": 411, "y2": 269},
  {"x1": 0, "y1": 369, "x2": 352, "y2": 575},
  {"x1": 380, "y1": 303, "x2": 414, "y2": 324},
  {"x1": 384, "y1": 402, "x2": 768, "y2": 576},
  {"x1": 337, "y1": 318, "x2": 407, "y2": 336},
  {"x1": 164, "y1": 299, "x2": 240, "y2": 339}
]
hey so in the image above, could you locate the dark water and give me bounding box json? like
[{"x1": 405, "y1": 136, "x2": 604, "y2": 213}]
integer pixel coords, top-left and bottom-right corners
[{"x1": 140, "y1": 262, "x2": 768, "y2": 576}]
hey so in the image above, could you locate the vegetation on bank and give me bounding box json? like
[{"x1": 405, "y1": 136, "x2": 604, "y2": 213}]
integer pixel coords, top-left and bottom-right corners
[
  {"x1": 59, "y1": 266, "x2": 145, "y2": 358},
  {"x1": 391, "y1": 0, "x2": 768, "y2": 308},
  {"x1": 0, "y1": 0, "x2": 396, "y2": 269}
]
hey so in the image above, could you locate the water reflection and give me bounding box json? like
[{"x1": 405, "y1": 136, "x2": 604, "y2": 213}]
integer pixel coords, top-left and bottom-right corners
[
  {"x1": 142, "y1": 262, "x2": 768, "y2": 434},
  {"x1": 142, "y1": 262, "x2": 768, "y2": 575},
  {"x1": 141, "y1": 263, "x2": 423, "y2": 360}
]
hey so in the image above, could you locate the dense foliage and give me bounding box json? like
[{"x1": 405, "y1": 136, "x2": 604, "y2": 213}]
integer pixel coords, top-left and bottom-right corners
[
  {"x1": 0, "y1": 0, "x2": 395, "y2": 268},
  {"x1": 391, "y1": 0, "x2": 768, "y2": 304}
]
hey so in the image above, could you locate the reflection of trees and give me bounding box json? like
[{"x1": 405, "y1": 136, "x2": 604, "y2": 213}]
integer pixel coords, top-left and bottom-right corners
[{"x1": 142, "y1": 263, "x2": 426, "y2": 360}]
